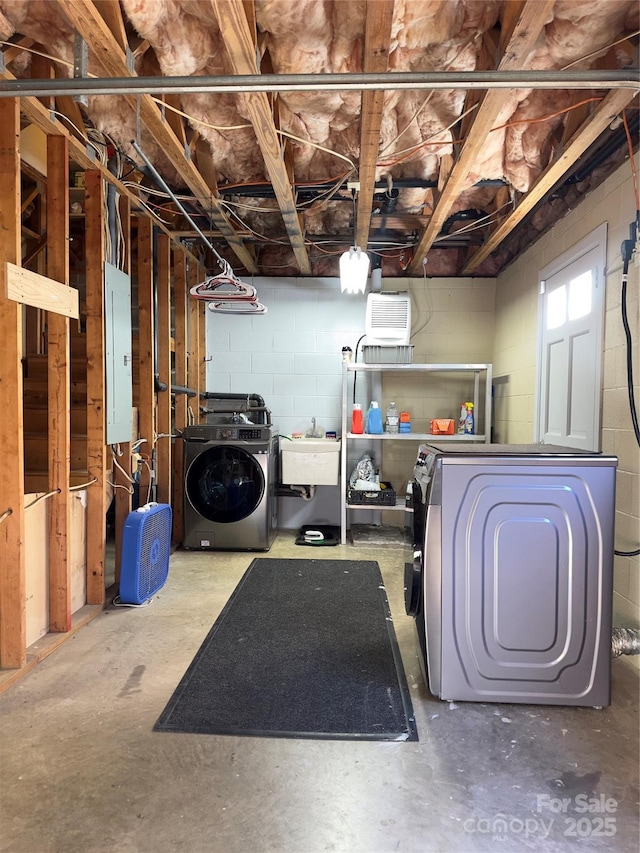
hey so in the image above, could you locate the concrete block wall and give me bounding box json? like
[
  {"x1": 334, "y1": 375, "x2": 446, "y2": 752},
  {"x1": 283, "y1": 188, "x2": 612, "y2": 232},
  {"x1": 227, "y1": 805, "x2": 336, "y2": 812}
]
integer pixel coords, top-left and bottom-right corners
[
  {"x1": 206, "y1": 276, "x2": 495, "y2": 529},
  {"x1": 207, "y1": 278, "x2": 367, "y2": 528},
  {"x1": 493, "y1": 159, "x2": 640, "y2": 627}
]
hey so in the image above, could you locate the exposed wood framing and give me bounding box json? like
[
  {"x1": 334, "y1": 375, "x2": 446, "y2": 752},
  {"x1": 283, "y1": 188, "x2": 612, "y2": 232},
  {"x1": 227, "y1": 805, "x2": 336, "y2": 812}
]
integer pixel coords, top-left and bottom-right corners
[
  {"x1": 84, "y1": 170, "x2": 107, "y2": 605},
  {"x1": 114, "y1": 195, "x2": 132, "y2": 583},
  {"x1": 136, "y1": 216, "x2": 155, "y2": 504},
  {"x1": 462, "y1": 86, "x2": 638, "y2": 273},
  {"x1": 172, "y1": 249, "x2": 188, "y2": 543},
  {"x1": 356, "y1": 0, "x2": 395, "y2": 250},
  {"x1": 155, "y1": 234, "x2": 172, "y2": 505},
  {"x1": 0, "y1": 98, "x2": 26, "y2": 669},
  {"x1": 210, "y1": 0, "x2": 311, "y2": 275},
  {"x1": 58, "y1": 0, "x2": 258, "y2": 273},
  {"x1": 46, "y1": 134, "x2": 72, "y2": 633},
  {"x1": 408, "y1": 0, "x2": 554, "y2": 274},
  {"x1": 3, "y1": 263, "x2": 79, "y2": 318}
]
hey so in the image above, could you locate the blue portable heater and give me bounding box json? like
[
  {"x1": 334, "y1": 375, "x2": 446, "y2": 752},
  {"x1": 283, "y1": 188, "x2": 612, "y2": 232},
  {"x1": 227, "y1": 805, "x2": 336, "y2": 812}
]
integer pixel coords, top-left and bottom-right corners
[{"x1": 119, "y1": 502, "x2": 172, "y2": 604}]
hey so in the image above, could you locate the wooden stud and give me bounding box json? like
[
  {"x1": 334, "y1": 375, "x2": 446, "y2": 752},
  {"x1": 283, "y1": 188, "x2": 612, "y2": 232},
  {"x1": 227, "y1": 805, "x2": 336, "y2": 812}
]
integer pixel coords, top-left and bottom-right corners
[
  {"x1": 137, "y1": 217, "x2": 155, "y2": 504},
  {"x1": 0, "y1": 98, "x2": 26, "y2": 669},
  {"x1": 46, "y1": 133, "x2": 72, "y2": 633},
  {"x1": 155, "y1": 234, "x2": 172, "y2": 506},
  {"x1": 114, "y1": 195, "x2": 132, "y2": 583},
  {"x1": 172, "y1": 250, "x2": 188, "y2": 543},
  {"x1": 355, "y1": 0, "x2": 395, "y2": 250},
  {"x1": 84, "y1": 170, "x2": 107, "y2": 605}
]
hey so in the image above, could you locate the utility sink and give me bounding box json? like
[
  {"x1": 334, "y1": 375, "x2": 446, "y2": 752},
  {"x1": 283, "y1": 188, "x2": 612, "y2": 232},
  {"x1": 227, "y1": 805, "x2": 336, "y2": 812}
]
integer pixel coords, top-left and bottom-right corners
[{"x1": 280, "y1": 437, "x2": 341, "y2": 485}]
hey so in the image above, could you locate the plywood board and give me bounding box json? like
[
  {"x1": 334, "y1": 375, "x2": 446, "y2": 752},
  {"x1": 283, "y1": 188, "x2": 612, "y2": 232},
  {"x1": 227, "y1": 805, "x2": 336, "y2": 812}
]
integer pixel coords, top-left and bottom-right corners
[
  {"x1": 24, "y1": 494, "x2": 50, "y2": 647},
  {"x1": 4, "y1": 262, "x2": 79, "y2": 318}
]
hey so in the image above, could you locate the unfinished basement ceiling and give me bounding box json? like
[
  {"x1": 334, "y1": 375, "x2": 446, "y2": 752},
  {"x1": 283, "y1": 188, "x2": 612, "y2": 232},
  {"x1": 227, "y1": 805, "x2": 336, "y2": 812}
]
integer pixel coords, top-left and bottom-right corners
[{"x1": 1, "y1": 0, "x2": 638, "y2": 277}]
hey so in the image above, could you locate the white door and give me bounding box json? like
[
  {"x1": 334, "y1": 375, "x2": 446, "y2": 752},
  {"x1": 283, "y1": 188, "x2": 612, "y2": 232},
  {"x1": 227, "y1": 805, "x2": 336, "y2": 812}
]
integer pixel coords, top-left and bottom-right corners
[{"x1": 536, "y1": 225, "x2": 606, "y2": 451}]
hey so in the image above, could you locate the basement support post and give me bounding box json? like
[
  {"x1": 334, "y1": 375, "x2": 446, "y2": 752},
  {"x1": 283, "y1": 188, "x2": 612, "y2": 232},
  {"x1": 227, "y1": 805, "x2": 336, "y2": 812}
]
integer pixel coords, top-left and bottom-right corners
[
  {"x1": 114, "y1": 196, "x2": 132, "y2": 583},
  {"x1": 0, "y1": 98, "x2": 26, "y2": 668},
  {"x1": 172, "y1": 249, "x2": 188, "y2": 543},
  {"x1": 84, "y1": 170, "x2": 107, "y2": 605},
  {"x1": 155, "y1": 234, "x2": 171, "y2": 505},
  {"x1": 46, "y1": 134, "x2": 72, "y2": 632},
  {"x1": 137, "y1": 217, "x2": 155, "y2": 504}
]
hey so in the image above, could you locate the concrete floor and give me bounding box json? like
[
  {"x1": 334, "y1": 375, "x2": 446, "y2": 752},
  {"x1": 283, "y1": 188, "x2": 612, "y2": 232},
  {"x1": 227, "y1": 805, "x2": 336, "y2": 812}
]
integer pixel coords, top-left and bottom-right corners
[{"x1": 0, "y1": 531, "x2": 638, "y2": 853}]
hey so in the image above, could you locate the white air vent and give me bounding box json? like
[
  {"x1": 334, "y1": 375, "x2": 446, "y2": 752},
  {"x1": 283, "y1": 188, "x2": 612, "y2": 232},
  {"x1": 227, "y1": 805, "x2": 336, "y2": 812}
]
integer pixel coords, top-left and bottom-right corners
[{"x1": 365, "y1": 293, "x2": 411, "y2": 345}]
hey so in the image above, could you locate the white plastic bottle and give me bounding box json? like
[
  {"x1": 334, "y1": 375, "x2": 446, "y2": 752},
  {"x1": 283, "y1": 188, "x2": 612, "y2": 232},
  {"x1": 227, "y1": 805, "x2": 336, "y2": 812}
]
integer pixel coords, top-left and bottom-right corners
[{"x1": 386, "y1": 401, "x2": 399, "y2": 434}]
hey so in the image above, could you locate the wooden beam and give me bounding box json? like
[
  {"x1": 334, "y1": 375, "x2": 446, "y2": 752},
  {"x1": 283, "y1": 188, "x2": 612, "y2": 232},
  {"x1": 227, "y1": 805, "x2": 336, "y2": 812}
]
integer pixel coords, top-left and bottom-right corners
[
  {"x1": 93, "y1": 0, "x2": 128, "y2": 53},
  {"x1": 0, "y1": 98, "x2": 26, "y2": 669},
  {"x1": 4, "y1": 263, "x2": 79, "y2": 318},
  {"x1": 46, "y1": 133, "x2": 72, "y2": 633},
  {"x1": 210, "y1": 0, "x2": 311, "y2": 274},
  {"x1": 136, "y1": 217, "x2": 155, "y2": 504},
  {"x1": 408, "y1": 0, "x2": 555, "y2": 274},
  {"x1": 155, "y1": 234, "x2": 172, "y2": 505},
  {"x1": 172, "y1": 249, "x2": 188, "y2": 543},
  {"x1": 84, "y1": 170, "x2": 107, "y2": 605},
  {"x1": 356, "y1": 0, "x2": 395, "y2": 250},
  {"x1": 58, "y1": 0, "x2": 258, "y2": 273},
  {"x1": 463, "y1": 87, "x2": 639, "y2": 273},
  {"x1": 114, "y1": 195, "x2": 132, "y2": 583}
]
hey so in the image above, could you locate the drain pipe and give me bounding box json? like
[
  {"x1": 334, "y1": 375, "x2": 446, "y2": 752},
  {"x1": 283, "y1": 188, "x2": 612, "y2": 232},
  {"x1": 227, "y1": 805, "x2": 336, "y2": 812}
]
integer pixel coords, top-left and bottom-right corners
[{"x1": 612, "y1": 627, "x2": 640, "y2": 657}]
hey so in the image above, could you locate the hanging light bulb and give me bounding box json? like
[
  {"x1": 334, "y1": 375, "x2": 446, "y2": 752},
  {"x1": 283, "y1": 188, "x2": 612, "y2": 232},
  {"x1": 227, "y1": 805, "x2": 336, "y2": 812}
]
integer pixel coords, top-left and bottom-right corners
[
  {"x1": 340, "y1": 188, "x2": 370, "y2": 293},
  {"x1": 340, "y1": 246, "x2": 370, "y2": 293}
]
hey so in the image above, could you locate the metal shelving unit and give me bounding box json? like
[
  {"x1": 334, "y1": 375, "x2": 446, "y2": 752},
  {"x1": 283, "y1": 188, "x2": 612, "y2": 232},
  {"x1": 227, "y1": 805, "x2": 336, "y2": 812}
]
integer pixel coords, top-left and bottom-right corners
[{"x1": 340, "y1": 362, "x2": 492, "y2": 544}]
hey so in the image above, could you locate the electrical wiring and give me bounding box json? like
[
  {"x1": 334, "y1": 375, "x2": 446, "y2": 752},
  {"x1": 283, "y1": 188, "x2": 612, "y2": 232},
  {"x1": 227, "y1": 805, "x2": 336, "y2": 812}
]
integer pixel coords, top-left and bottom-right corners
[
  {"x1": 107, "y1": 478, "x2": 134, "y2": 495},
  {"x1": 69, "y1": 478, "x2": 98, "y2": 491},
  {"x1": 276, "y1": 129, "x2": 358, "y2": 170},
  {"x1": 410, "y1": 257, "x2": 433, "y2": 340},
  {"x1": 378, "y1": 32, "x2": 480, "y2": 159},
  {"x1": 0, "y1": 40, "x2": 74, "y2": 71},
  {"x1": 49, "y1": 110, "x2": 106, "y2": 160},
  {"x1": 432, "y1": 201, "x2": 513, "y2": 243},
  {"x1": 24, "y1": 489, "x2": 61, "y2": 510},
  {"x1": 561, "y1": 29, "x2": 640, "y2": 70},
  {"x1": 489, "y1": 97, "x2": 603, "y2": 134},
  {"x1": 0, "y1": 508, "x2": 12, "y2": 525},
  {"x1": 150, "y1": 96, "x2": 252, "y2": 132}
]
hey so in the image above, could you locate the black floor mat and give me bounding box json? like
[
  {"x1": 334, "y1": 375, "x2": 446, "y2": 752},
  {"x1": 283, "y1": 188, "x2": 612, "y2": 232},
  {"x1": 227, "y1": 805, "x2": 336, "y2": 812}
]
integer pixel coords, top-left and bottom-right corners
[{"x1": 154, "y1": 558, "x2": 417, "y2": 741}]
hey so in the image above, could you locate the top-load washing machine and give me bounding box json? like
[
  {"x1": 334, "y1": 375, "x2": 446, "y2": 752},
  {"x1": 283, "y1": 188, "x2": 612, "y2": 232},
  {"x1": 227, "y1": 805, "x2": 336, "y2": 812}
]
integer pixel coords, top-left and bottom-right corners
[
  {"x1": 405, "y1": 442, "x2": 617, "y2": 707},
  {"x1": 182, "y1": 404, "x2": 279, "y2": 550}
]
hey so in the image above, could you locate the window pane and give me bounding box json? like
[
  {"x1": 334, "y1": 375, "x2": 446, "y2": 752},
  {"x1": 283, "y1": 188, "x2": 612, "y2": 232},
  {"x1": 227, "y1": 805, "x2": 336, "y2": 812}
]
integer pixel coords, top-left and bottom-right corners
[
  {"x1": 568, "y1": 271, "x2": 592, "y2": 321},
  {"x1": 546, "y1": 284, "x2": 566, "y2": 330}
]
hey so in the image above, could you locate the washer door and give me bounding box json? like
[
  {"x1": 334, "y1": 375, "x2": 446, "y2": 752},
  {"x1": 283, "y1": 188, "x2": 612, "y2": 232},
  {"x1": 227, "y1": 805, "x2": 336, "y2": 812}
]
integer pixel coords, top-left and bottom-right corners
[{"x1": 186, "y1": 445, "x2": 265, "y2": 523}]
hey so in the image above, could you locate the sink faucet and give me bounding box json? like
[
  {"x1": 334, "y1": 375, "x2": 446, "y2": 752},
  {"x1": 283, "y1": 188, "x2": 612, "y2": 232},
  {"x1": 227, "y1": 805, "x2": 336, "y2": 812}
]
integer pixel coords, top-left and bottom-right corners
[{"x1": 307, "y1": 417, "x2": 320, "y2": 437}]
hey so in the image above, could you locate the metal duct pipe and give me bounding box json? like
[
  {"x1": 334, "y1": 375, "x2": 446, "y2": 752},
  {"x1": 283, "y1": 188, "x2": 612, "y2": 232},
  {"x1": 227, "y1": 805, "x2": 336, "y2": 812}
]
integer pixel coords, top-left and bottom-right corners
[
  {"x1": 0, "y1": 70, "x2": 637, "y2": 99},
  {"x1": 611, "y1": 627, "x2": 640, "y2": 657}
]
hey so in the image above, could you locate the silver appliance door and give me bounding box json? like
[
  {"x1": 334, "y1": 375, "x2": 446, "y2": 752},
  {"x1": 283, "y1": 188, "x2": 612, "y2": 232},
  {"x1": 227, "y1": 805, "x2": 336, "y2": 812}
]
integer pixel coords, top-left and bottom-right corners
[
  {"x1": 439, "y1": 458, "x2": 616, "y2": 706},
  {"x1": 185, "y1": 444, "x2": 265, "y2": 523}
]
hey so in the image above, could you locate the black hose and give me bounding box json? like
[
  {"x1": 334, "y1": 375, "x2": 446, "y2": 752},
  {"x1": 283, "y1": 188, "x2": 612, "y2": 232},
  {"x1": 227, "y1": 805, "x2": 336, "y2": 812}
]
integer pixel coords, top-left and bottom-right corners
[{"x1": 613, "y1": 231, "x2": 640, "y2": 559}]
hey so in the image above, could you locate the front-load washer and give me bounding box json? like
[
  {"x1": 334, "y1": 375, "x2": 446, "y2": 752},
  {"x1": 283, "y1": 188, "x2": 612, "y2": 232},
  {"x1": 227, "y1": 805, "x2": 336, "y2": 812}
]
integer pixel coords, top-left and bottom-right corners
[
  {"x1": 182, "y1": 423, "x2": 278, "y2": 551},
  {"x1": 405, "y1": 442, "x2": 618, "y2": 707}
]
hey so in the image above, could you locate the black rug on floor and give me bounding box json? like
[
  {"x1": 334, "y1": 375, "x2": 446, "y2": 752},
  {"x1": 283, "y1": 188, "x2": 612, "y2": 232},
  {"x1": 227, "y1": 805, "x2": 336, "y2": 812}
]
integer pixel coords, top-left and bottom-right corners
[{"x1": 154, "y1": 558, "x2": 417, "y2": 741}]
